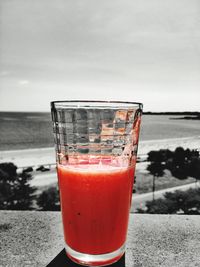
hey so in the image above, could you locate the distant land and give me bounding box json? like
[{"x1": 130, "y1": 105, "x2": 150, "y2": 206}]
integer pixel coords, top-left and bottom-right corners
[
  {"x1": 143, "y1": 111, "x2": 200, "y2": 120},
  {"x1": 143, "y1": 112, "x2": 200, "y2": 115},
  {"x1": 0, "y1": 111, "x2": 200, "y2": 120},
  {"x1": 169, "y1": 116, "x2": 200, "y2": 121},
  {"x1": 0, "y1": 111, "x2": 200, "y2": 115}
]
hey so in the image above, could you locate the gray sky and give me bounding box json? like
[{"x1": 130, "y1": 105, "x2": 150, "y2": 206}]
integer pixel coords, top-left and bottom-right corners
[{"x1": 0, "y1": 0, "x2": 200, "y2": 111}]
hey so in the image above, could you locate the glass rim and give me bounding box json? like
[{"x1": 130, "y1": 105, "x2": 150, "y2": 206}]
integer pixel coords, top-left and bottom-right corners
[{"x1": 51, "y1": 100, "x2": 143, "y2": 110}]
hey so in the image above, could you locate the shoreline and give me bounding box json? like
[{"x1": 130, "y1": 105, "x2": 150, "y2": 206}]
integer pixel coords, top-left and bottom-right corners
[
  {"x1": 0, "y1": 146, "x2": 55, "y2": 154},
  {"x1": 138, "y1": 135, "x2": 200, "y2": 156},
  {"x1": 1, "y1": 135, "x2": 199, "y2": 153},
  {"x1": 0, "y1": 136, "x2": 199, "y2": 189},
  {"x1": 0, "y1": 135, "x2": 199, "y2": 168}
]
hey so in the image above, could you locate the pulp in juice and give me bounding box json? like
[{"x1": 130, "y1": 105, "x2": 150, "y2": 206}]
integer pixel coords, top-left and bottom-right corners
[{"x1": 57, "y1": 158, "x2": 134, "y2": 255}]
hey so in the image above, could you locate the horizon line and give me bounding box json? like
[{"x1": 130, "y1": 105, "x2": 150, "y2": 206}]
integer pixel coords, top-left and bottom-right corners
[{"x1": 0, "y1": 110, "x2": 199, "y2": 114}]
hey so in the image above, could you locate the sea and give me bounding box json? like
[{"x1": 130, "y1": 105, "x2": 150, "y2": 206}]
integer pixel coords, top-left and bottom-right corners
[{"x1": 0, "y1": 112, "x2": 200, "y2": 151}]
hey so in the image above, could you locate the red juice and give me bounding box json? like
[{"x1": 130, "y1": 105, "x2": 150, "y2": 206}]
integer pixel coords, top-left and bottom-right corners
[{"x1": 57, "y1": 157, "x2": 135, "y2": 255}]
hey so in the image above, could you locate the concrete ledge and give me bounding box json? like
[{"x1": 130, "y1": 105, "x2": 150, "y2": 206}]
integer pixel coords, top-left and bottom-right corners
[{"x1": 0, "y1": 211, "x2": 200, "y2": 266}]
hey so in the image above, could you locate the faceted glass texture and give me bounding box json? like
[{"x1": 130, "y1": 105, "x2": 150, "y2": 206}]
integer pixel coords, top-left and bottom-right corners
[{"x1": 51, "y1": 101, "x2": 142, "y2": 167}]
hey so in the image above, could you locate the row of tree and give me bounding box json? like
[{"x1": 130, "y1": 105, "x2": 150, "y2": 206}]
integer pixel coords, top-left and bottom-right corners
[
  {"x1": 146, "y1": 147, "x2": 200, "y2": 200},
  {"x1": 0, "y1": 146, "x2": 199, "y2": 213},
  {"x1": 137, "y1": 188, "x2": 200, "y2": 214},
  {"x1": 137, "y1": 147, "x2": 200, "y2": 214},
  {"x1": 0, "y1": 162, "x2": 60, "y2": 211}
]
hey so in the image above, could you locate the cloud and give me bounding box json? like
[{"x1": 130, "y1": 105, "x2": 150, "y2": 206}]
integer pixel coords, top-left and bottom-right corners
[
  {"x1": 18, "y1": 80, "x2": 30, "y2": 85},
  {"x1": 0, "y1": 71, "x2": 10, "y2": 76},
  {"x1": 1, "y1": 0, "x2": 199, "y2": 111}
]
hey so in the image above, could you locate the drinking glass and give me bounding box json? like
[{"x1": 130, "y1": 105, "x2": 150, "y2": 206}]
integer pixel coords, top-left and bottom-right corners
[{"x1": 51, "y1": 100, "x2": 143, "y2": 266}]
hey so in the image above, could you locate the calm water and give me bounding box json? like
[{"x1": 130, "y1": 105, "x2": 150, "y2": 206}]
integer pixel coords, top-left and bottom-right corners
[
  {"x1": 140, "y1": 115, "x2": 200, "y2": 141},
  {"x1": 0, "y1": 112, "x2": 199, "y2": 151}
]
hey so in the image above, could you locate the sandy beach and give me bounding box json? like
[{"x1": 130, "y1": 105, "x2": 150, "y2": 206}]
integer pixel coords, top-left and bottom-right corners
[
  {"x1": 0, "y1": 147, "x2": 56, "y2": 168},
  {"x1": 0, "y1": 135, "x2": 199, "y2": 190},
  {"x1": 0, "y1": 136, "x2": 199, "y2": 168},
  {"x1": 137, "y1": 135, "x2": 200, "y2": 156}
]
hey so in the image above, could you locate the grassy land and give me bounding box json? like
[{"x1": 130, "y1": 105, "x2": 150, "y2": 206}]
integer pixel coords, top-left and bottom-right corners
[
  {"x1": 34, "y1": 169, "x2": 196, "y2": 196},
  {"x1": 135, "y1": 169, "x2": 196, "y2": 194}
]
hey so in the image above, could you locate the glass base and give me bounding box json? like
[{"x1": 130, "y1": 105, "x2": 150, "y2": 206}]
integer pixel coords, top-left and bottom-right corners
[{"x1": 65, "y1": 243, "x2": 125, "y2": 266}]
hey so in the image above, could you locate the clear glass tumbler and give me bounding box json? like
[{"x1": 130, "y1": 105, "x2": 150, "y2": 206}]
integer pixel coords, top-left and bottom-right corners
[{"x1": 51, "y1": 100, "x2": 143, "y2": 266}]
